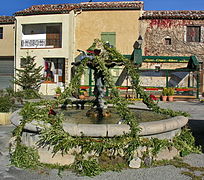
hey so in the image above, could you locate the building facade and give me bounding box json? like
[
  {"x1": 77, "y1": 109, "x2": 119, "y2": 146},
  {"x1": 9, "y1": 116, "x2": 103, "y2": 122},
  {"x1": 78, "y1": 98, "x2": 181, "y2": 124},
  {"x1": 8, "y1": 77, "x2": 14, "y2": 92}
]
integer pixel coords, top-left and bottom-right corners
[
  {"x1": 12, "y1": 2, "x2": 204, "y2": 95},
  {"x1": 140, "y1": 11, "x2": 204, "y2": 91},
  {"x1": 14, "y1": 1, "x2": 143, "y2": 95},
  {"x1": 0, "y1": 16, "x2": 15, "y2": 90}
]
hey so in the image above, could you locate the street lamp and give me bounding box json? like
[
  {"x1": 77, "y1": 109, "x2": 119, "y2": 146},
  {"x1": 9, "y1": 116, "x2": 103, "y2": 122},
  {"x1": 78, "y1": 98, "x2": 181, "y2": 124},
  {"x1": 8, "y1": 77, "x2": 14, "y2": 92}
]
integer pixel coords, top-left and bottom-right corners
[
  {"x1": 133, "y1": 35, "x2": 143, "y2": 49},
  {"x1": 137, "y1": 35, "x2": 143, "y2": 48}
]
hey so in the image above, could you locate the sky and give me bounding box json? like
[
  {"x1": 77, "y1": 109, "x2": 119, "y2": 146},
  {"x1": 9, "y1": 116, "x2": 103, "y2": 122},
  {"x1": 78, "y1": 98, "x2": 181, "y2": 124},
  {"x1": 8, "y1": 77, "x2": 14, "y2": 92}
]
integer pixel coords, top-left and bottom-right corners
[{"x1": 1, "y1": 0, "x2": 204, "y2": 16}]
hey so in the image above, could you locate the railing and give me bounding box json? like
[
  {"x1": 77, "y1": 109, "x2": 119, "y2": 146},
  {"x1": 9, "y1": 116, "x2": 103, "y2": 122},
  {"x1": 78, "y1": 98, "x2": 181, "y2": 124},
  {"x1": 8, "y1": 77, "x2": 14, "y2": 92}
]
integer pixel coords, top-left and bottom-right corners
[
  {"x1": 46, "y1": 39, "x2": 61, "y2": 48},
  {"x1": 80, "y1": 85, "x2": 198, "y2": 99},
  {"x1": 21, "y1": 39, "x2": 61, "y2": 48},
  {"x1": 21, "y1": 39, "x2": 46, "y2": 48}
]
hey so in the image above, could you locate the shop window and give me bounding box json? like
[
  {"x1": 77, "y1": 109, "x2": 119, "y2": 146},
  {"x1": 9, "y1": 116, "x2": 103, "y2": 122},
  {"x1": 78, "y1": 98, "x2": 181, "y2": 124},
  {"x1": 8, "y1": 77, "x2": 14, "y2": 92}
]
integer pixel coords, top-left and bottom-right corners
[
  {"x1": 44, "y1": 58, "x2": 65, "y2": 83},
  {"x1": 46, "y1": 25, "x2": 62, "y2": 48},
  {"x1": 186, "y1": 26, "x2": 201, "y2": 42},
  {"x1": 101, "y1": 32, "x2": 116, "y2": 47},
  {"x1": 0, "y1": 27, "x2": 3, "y2": 39},
  {"x1": 165, "y1": 38, "x2": 171, "y2": 45}
]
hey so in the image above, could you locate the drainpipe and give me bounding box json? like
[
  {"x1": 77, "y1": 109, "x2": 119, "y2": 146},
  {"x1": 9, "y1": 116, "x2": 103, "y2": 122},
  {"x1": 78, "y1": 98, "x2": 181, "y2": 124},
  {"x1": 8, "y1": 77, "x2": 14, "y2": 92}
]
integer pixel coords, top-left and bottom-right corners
[
  {"x1": 14, "y1": 17, "x2": 17, "y2": 92},
  {"x1": 196, "y1": 71, "x2": 200, "y2": 99}
]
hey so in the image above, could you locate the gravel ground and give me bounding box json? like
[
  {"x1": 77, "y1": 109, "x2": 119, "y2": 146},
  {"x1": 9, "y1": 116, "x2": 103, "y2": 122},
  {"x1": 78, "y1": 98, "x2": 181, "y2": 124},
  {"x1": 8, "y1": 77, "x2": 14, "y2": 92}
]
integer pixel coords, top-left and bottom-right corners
[{"x1": 0, "y1": 101, "x2": 204, "y2": 180}]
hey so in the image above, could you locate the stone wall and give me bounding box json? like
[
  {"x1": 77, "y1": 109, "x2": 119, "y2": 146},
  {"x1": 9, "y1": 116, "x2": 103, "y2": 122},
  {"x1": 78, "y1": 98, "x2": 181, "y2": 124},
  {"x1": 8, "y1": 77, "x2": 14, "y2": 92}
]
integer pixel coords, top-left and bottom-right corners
[
  {"x1": 141, "y1": 19, "x2": 204, "y2": 62},
  {"x1": 140, "y1": 18, "x2": 203, "y2": 90}
]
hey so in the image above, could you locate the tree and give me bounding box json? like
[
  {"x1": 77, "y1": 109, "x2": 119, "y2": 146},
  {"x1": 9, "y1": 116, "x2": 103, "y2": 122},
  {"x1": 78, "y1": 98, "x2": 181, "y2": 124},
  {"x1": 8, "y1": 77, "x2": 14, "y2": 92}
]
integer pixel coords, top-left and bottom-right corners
[{"x1": 14, "y1": 55, "x2": 43, "y2": 91}]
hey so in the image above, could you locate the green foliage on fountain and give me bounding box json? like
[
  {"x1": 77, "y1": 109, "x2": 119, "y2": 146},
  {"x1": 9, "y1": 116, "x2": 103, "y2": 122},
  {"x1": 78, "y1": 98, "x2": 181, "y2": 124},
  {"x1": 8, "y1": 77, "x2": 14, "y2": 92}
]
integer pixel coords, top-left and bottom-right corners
[{"x1": 10, "y1": 39, "x2": 199, "y2": 176}]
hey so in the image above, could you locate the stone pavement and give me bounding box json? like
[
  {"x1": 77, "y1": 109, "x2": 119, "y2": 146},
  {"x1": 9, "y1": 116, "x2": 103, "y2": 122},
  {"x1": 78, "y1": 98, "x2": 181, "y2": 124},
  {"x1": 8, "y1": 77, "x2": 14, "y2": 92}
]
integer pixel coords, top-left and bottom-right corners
[{"x1": 0, "y1": 101, "x2": 204, "y2": 180}]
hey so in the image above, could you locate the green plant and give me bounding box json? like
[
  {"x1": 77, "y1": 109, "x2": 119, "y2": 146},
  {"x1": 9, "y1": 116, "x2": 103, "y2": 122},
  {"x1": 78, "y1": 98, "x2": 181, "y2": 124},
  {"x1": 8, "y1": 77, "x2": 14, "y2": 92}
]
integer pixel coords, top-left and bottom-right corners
[
  {"x1": 167, "y1": 87, "x2": 175, "y2": 96},
  {"x1": 162, "y1": 88, "x2": 168, "y2": 96},
  {"x1": 15, "y1": 89, "x2": 41, "y2": 99},
  {"x1": 14, "y1": 55, "x2": 43, "y2": 91},
  {"x1": 0, "y1": 96, "x2": 13, "y2": 112},
  {"x1": 173, "y1": 128, "x2": 201, "y2": 156},
  {"x1": 10, "y1": 143, "x2": 40, "y2": 169},
  {"x1": 55, "y1": 87, "x2": 62, "y2": 94},
  {"x1": 72, "y1": 158, "x2": 102, "y2": 176},
  {"x1": 0, "y1": 89, "x2": 15, "y2": 112}
]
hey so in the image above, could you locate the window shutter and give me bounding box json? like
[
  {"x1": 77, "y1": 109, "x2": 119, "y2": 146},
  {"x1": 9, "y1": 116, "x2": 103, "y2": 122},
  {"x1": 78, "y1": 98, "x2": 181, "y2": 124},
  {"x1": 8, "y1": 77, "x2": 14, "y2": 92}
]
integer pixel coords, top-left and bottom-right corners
[
  {"x1": 186, "y1": 26, "x2": 201, "y2": 42},
  {"x1": 101, "y1": 32, "x2": 116, "y2": 47},
  {"x1": 0, "y1": 27, "x2": 3, "y2": 39},
  {"x1": 46, "y1": 25, "x2": 61, "y2": 48}
]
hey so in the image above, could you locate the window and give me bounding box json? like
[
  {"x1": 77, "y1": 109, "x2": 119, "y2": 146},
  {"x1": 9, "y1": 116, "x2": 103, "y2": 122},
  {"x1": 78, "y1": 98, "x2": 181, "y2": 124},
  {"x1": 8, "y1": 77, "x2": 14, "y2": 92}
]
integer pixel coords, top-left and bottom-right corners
[
  {"x1": 0, "y1": 27, "x2": 3, "y2": 39},
  {"x1": 46, "y1": 25, "x2": 62, "y2": 48},
  {"x1": 44, "y1": 58, "x2": 65, "y2": 83},
  {"x1": 21, "y1": 23, "x2": 62, "y2": 48},
  {"x1": 101, "y1": 32, "x2": 116, "y2": 47},
  {"x1": 165, "y1": 38, "x2": 171, "y2": 45},
  {"x1": 186, "y1": 26, "x2": 201, "y2": 42}
]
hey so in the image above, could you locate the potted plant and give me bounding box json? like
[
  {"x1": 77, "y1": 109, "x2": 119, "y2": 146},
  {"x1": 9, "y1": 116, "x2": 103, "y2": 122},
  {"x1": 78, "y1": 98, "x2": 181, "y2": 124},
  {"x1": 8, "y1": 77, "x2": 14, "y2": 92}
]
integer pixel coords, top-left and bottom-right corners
[
  {"x1": 0, "y1": 95, "x2": 13, "y2": 125},
  {"x1": 167, "y1": 87, "x2": 175, "y2": 102},
  {"x1": 79, "y1": 89, "x2": 86, "y2": 100},
  {"x1": 55, "y1": 87, "x2": 62, "y2": 97},
  {"x1": 161, "y1": 88, "x2": 168, "y2": 101}
]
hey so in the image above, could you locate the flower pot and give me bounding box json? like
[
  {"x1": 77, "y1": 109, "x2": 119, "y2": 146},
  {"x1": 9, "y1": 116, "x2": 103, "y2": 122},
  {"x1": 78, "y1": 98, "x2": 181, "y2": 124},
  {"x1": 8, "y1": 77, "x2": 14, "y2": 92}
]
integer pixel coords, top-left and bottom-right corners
[
  {"x1": 79, "y1": 95, "x2": 85, "y2": 100},
  {"x1": 168, "y1": 96, "x2": 174, "y2": 102},
  {"x1": 83, "y1": 91, "x2": 88, "y2": 97},
  {"x1": 55, "y1": 94, "x2": 61, "y2": 97},
  {"x1": 162, "y1": 96, "x2": 167, "y2": 102},
  {"x1": 0, "y1": 112, "x2": 11, "y2": 125}
]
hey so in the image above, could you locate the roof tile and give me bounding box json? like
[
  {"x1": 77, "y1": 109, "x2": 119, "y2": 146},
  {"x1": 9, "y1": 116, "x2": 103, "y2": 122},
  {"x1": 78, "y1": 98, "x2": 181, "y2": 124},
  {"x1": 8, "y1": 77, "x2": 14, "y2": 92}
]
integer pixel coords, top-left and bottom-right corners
[
  {"x1": 15, "y1": 1, "x2": 143, "y2": 16},
  {"x1": 141, "y1": 10, "x2": 204, "y2": 20},
  {"x1": 0, "y1": 16, "x2": 15, "y2": 24}
]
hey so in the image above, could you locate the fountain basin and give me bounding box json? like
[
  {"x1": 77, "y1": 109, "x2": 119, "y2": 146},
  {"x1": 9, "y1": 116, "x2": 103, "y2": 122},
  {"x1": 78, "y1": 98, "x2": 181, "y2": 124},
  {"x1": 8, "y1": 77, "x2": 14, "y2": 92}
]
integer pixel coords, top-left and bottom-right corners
[
  {"x1": 10, "y1": 109, "x2": 188, "y2": 166},
  {"x1": 11, "y1": 109, "x2": 188, "y2": 139}
]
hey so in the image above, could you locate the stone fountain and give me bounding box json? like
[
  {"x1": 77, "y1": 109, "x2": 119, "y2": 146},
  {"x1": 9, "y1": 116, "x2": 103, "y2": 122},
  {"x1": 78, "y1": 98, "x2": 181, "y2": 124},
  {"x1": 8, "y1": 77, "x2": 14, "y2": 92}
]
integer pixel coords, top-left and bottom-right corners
[
  {"x1": 10, "y1": 39, "x2": 189, "y2": 167},
  {"x1": 71, "y1": 40, "x2": 122, "y2": 121}
]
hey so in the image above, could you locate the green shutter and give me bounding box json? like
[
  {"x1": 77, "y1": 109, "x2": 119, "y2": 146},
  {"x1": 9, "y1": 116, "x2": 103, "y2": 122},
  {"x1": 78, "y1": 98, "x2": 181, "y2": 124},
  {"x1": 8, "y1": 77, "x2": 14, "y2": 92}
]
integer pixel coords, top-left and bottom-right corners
[{"x1": 101, "y1": 32, "x2": 116, "y2": 47}]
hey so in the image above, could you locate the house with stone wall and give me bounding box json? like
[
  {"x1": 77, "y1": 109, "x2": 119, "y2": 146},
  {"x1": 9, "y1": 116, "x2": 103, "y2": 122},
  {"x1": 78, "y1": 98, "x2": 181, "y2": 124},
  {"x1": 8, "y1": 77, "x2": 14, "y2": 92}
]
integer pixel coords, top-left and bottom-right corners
[
  {"x1": 0, "y1": 16, "x2": 15, "y2": 90},
  {"x1": 140, "y1": 11, "x2": 204, "y2": 92}
]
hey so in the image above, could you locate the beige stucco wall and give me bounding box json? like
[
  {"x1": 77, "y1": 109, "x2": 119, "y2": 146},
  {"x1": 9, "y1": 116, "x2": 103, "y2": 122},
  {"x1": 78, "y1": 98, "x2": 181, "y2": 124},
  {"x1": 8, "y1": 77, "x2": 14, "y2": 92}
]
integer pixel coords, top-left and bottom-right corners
[
  {"x1": 75, "y1": 10, "x2": 141, "y2": 56},
  {"x1": 0, "y1": 23, "x2": 14, "y2": 56},
  {"x1": 15, "y1": 13, "x2": 75, "y2": 95}
]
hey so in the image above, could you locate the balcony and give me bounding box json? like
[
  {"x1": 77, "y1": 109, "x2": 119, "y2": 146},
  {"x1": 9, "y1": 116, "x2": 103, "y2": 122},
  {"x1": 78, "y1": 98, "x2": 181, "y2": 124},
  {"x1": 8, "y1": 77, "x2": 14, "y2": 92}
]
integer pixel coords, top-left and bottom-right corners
[
  {"x1": 21, "y1": 39, "x2": 61, "y2": 48},
  {"x1": 21, "y1": 23, "x2": 62, "y2": 49}
]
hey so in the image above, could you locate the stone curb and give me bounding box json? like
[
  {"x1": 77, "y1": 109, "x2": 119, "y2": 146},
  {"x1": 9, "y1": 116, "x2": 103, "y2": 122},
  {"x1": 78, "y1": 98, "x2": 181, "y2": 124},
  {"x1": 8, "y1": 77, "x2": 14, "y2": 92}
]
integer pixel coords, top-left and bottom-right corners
[{"x1": 11, "y1": 110, "x2": 188, "y2": 138}]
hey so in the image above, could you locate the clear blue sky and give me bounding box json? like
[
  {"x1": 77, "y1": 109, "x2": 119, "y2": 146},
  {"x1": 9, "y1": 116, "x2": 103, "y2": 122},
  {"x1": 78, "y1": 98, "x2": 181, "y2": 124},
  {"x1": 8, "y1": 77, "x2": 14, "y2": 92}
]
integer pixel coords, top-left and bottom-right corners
[{"x1": 1, "y1": 0, "x2": 204, "y2": 16}]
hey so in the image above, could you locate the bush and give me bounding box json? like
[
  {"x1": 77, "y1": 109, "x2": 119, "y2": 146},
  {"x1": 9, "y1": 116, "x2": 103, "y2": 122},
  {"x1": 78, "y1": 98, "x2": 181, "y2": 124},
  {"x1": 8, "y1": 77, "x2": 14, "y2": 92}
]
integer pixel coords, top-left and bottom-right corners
[
  {"x1": 0, "y1": 96, "x2": 14, "y2": 112},
  {"x1": 15, "y1": 89, "x2": 41, "y2": 99},
  {"x1": 162, "y1": 88, "x2": 168, "y2": 96},
  {"x1": 55, "y1": 87, "x2": 61, "y2": 94},
  {"x1": 167, "y1": 88, "x2": 175, "y2": 96},
  {"x1": 162, "y1": 87, "x2": 175, "y2": 96}
]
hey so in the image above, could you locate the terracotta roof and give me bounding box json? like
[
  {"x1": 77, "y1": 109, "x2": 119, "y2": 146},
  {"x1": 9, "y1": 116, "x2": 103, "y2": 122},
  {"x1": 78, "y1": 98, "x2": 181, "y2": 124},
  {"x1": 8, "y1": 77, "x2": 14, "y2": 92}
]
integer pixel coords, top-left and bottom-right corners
[
  {"x1": 0, "y1": 16, "x2": 15, "y2": 24},
  {"x1": 15, "y1": 1, "x2": 143, "y2": 16},
  {"x1": 141, "y1": 10, "x2": 204, "y2": 20}
]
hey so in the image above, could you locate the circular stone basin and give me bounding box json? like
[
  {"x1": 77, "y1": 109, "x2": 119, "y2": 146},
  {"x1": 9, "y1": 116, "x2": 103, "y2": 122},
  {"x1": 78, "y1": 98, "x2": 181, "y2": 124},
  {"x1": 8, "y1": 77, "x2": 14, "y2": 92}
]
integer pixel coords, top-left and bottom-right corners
[
  {"x1": 11, "y1": 108, "x2": 188, "y2": 139},
  {"x1": 10, "y1": 108, "x2": 188, "y2": 166}
]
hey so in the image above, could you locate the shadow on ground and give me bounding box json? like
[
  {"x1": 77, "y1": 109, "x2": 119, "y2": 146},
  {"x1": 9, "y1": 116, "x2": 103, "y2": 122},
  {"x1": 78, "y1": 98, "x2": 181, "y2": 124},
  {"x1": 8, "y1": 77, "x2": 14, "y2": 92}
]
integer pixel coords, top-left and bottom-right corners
[{"x1": 188, "y1": 119, "x2": 204, "y2": 152}]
